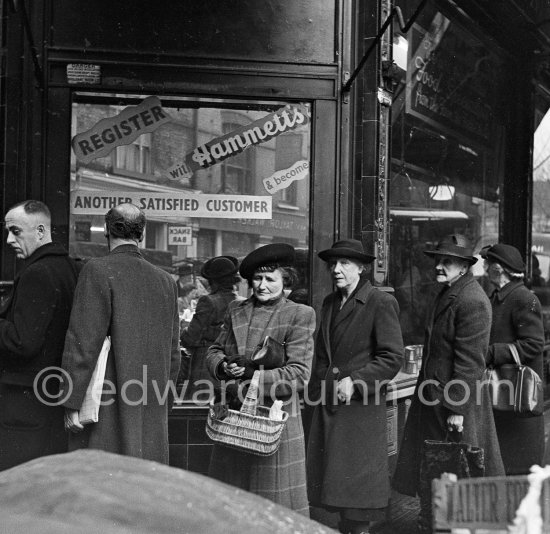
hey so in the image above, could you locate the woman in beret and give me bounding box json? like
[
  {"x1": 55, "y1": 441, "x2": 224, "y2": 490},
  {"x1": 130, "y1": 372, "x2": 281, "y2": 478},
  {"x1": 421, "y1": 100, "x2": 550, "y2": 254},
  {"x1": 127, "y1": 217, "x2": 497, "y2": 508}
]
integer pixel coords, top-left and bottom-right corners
[
  {"x1": 180, "y1": 255, "x2": 242, "y2": 399},
  {"x1": 206, "y1": 243, "x2": 316, "y2": 515},
  {"x1": 306, "y1": 239, "x2": 404, "y2": 534},
  {"x1": 484, "y1": 243, "x2": 545, "y2": 474}
]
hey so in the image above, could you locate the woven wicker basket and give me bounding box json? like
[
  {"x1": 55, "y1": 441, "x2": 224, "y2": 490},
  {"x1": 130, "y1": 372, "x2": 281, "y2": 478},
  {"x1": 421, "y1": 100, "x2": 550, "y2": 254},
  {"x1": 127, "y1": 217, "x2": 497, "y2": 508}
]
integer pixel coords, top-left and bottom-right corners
[{"x1": 205, "y1": 371, "x2": 288, "y2": 457}]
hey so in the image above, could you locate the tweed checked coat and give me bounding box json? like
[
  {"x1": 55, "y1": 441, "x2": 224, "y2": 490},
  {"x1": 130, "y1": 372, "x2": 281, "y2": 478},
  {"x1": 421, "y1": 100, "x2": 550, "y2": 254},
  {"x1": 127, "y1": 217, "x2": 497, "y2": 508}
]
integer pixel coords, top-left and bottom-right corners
[
  {"x1": 487, "y1": 279, "x2": 545, "y2": 474},
  {"x1": 393, "y1": 273, "x2": 504, "y2": 497},
  {"x1": 206, "y1": 295, "x2": 316, "y2": 515},
  {"x1": 180, "y1": 288, "x2": 241, "y2": 397},
  {"x1": 306, "y1": 279, "x2": 404, "y2": 512},
  {"x1": 61, "y1": 245, "x2": 181, "y2": 465}
]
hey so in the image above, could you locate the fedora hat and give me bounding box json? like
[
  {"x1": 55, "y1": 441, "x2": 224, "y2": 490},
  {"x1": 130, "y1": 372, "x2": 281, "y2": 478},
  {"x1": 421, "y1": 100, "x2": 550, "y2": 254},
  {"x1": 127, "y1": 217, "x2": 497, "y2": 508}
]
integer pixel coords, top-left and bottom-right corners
[
  {"x1": 239, "y1": 243, "x2": 295, "y2": 280},
  {"x1": 318, "y1": 239, "x2": 375, "y2": 264},
  {"x1": 200, "y1": 255, "x2": 239, "y2": 280},
  {"x1": 484, "y1": 243, "x2": 525, "y2": 273},
  {"x1": 423, "y1": 234, "x2": 478, "y2": 265}
]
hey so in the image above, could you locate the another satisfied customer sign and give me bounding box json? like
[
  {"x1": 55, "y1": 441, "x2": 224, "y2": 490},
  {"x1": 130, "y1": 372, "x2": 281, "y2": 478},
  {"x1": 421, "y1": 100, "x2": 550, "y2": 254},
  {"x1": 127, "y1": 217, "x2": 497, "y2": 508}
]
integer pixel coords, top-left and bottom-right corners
[{"x1": 70, "y1": 191, "x2": 272, "y2": 219}]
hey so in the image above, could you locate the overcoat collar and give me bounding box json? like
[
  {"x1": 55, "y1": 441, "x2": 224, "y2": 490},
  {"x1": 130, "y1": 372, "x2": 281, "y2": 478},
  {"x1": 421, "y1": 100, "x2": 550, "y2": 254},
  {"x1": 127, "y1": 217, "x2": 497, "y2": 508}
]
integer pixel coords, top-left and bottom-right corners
[
  {"x1": 230, "y1": 296, "x2": 286, "y2": 357},
  {"x1": 491, "y1": 279, "x2": 523, "y2": 303},
  {"x1": 15, "y1": 242, "x2": 69, "y2": 282},
  {"x1": 109, "y1": 244, "x2": 142, "y2": 257},
  {"x1": 432, "y1": 272, "x2": 474, "y2": 322},
  {"x1": 321, "y1": 280, "x2": 375, "y2": 363}
]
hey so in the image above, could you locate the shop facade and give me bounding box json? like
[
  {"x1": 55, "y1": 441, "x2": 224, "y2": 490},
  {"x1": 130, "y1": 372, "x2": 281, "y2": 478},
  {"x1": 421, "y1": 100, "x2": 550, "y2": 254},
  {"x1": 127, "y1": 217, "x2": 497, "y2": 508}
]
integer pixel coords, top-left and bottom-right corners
[{"x1": 1, "y1": 0, "x2": 550, "y2": 474}]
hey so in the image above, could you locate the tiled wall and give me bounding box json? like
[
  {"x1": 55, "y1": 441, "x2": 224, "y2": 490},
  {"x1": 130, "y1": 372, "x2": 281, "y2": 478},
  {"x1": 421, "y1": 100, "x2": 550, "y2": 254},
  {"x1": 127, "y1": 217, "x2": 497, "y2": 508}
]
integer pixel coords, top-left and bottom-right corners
[{"x1": 169, "y1": 405, "x2": 212, "y2": 475}]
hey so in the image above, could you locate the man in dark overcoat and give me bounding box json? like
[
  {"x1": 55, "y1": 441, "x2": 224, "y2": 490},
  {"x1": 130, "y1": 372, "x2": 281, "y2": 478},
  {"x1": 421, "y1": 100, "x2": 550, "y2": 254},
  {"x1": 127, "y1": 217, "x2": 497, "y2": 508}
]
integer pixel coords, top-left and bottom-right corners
[
  {"x1": 393, "y1": 235, "x2": 504, "y2": 498},
  {"x1": 0, "y1": 200, "x2": 78, "y2": 470},
  {"x1": 484, "y1": 243, "x2": 545, "y2": 474},
  {"x1": 307, "y1": 239, "x2": 404, "y2": 534},
  {"x1": 62, "y1": 203, "x2": 181, "y2": 464}
]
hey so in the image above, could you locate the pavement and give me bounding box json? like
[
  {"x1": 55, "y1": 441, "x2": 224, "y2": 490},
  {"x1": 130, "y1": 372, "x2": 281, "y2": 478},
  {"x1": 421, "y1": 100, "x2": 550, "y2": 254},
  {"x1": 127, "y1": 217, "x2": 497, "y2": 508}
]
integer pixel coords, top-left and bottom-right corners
[{"x1": 311, "y1": 400, "x2": 550, "y2": 534}]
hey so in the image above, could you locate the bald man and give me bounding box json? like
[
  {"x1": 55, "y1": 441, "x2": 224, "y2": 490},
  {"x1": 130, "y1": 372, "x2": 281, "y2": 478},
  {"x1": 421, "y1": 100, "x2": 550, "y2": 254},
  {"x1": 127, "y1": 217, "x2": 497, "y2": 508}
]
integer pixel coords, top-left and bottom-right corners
[
  {"x1": 0, "y1": 200, "x2": 78, "y2": 470},
  {"x1": 61, "y1": 203, "x2": 181, "y2": 464}
]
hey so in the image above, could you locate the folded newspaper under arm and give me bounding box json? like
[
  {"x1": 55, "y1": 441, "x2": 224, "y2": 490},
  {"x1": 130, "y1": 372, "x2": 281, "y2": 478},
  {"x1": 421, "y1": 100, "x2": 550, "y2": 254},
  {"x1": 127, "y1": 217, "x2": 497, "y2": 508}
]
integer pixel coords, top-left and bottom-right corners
[{"x1": 78, "y1": 336, "x2": 111, "y2": 425}]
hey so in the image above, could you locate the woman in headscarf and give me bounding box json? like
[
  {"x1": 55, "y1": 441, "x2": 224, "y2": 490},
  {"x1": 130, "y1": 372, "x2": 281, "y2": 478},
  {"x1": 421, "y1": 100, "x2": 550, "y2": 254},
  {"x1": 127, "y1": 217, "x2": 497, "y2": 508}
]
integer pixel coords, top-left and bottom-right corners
[
  {"x1": 306, "y1": 239, "x2": 404, "y2": 534},
  {"x1": 484, "y1": 243, "x2": 545, "y2": 474},
  {"x1": 206, "y1": 243, "x2": 316, "y2": 515}
]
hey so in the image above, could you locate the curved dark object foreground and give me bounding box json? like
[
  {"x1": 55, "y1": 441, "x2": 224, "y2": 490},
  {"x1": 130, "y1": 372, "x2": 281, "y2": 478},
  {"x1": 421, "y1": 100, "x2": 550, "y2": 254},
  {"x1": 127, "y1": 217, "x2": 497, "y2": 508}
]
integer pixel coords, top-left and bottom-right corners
[{"x1": 0, "y1": 449, "x2": 336, "y2": 534}]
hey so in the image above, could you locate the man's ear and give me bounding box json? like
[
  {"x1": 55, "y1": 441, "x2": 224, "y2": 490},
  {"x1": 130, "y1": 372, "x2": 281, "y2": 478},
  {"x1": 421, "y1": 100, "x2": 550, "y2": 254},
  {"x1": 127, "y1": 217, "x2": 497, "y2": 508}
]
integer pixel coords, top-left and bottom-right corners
[
  {"x1": 137, "y1": 234, "x2": 144, "y2": 243},
  {"x1": 37, "y1": 224, "x2": 46, "y2": 239}
]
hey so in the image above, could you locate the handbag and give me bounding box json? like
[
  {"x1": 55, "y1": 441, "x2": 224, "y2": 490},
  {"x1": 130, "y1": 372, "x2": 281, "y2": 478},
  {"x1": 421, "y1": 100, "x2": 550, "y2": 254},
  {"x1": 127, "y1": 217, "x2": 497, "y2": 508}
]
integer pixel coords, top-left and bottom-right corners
[
  {"x1": 484, "y1": 343, "x2": 543, "y2": 416},
  {"x1": 251, "y1": 336, "x2": 286, "y2": 370},
  {"x1": 205, "y1": 371, "x2": 288, "y2": 456},
  {"x1": 418, "y1": 433, "x2": 485, "y2": 534}
]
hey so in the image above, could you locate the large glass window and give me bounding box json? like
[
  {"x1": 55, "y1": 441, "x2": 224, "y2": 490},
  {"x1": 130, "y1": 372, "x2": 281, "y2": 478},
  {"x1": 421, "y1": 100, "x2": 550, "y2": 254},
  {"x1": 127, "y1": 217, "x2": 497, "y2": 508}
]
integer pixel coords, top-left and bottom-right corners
[
  {"x1": 69, "y1": 93, "x2": 312, "y2": 353},
  {"x1": 390, "y1": 3, "x2": 506, "y2": 345}
]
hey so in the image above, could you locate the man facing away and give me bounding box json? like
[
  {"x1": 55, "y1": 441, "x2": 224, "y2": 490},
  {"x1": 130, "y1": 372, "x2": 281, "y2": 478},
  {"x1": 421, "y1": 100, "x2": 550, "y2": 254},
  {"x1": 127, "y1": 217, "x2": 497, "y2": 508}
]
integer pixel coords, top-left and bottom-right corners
[
  {"x1": 62, "y1": 203, "x2": 181, "y2": 464},
  {"x1": 0, "y1": 200, "x2": 78, "y2": 470}
]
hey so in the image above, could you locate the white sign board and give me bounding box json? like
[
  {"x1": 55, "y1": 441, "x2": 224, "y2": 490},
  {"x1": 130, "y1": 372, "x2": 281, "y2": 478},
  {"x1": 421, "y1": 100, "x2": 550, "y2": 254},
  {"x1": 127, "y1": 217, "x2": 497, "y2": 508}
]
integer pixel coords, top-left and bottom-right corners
[
  {"x1": 168, "y1": 226, "x2": 192, "y2": 246},
  {"x1": 70, "y1": 191, "x2": 272, "y2": 219},
  {"x1": 66, "y1": 64, "x2": 101, "y2": 85}
]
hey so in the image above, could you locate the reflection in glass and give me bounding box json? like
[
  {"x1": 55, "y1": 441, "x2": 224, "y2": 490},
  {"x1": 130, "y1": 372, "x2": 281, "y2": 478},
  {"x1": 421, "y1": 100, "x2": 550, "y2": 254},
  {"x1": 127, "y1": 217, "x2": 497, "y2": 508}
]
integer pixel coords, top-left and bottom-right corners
[{"x1": 389, "y1": 3, "x2": 505, "y2": 345}]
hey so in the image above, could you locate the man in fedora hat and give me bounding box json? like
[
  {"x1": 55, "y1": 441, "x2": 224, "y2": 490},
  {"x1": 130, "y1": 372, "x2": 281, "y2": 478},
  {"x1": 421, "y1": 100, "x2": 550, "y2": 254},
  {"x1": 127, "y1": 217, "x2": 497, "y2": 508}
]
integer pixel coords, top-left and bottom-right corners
[
  {"x1": 307, "y1": 238, "x2": 404, "y2": 534},
  {"x1": 393, "y1": 234, "x2": 504, "y2": 531},
  {"x1": 483, "y1": 243, "x2": 545, "y2": 475},
  {"x1": 180, "y1": 255, "x2": 242, "y2": 398}
]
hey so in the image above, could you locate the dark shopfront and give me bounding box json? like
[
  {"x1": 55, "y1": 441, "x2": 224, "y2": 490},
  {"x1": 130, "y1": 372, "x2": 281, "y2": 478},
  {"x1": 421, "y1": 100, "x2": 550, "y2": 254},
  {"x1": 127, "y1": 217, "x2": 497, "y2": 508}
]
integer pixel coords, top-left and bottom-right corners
[{"x1": 1, "y1": 0, "x2": 550, "y2": 479}]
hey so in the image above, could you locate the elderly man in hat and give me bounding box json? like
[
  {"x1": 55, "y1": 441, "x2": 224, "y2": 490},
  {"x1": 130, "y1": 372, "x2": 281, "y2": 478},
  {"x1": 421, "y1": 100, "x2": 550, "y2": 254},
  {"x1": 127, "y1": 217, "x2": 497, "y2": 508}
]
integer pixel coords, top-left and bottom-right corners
[
  {"x1": 180, "y1": 255, "x2": 242, "y2": 399},
  {"x1": 393, "y1": 234, "x2": 504, "y2": 531},
  {"x1": 484, "y1": 243, "x2": 545, "y2": 475},
  {"x1": 306, "y1": 239, "x2": 404, "y2": 534}
]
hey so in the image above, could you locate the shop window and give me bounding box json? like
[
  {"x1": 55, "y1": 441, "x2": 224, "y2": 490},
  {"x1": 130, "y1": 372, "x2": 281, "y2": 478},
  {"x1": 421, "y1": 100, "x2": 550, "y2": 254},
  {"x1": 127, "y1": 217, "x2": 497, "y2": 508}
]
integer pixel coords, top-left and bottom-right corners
[
  {"x1": 389, "y1": 3, "x2": 506, "y2": 345},
  {"x1": 69, "y1": 93, "x2": 312, "y2": 402},
  {"x1": 115, "y1": 134, "x2": 152, "y2": 175}
]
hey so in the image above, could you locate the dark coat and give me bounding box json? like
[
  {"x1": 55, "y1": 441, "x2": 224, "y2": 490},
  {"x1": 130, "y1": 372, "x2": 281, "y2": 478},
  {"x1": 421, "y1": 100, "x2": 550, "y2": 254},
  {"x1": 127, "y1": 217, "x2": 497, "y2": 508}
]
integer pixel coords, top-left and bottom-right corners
[
  {"x1": 393, "y1": 273, "x2": 505, "y2": 497},
  {"x1": 206, "y1": 296, "x2": 316, "y2": 514},
  {"x1": 307, "y1": 280, "x2": 404, "y2": 511},
  {"x1": 488, "y1": 280, "x2": 545, "y2": 474},
  {"x1": 0, "y1": 242, "x2": 78, "y2": 470},
  {"x1": 61, "y1": 245, "x2": 181, "y2": 465},
  {"x1": 180, "y1": 288, "x2": 240, "y2": 397}
]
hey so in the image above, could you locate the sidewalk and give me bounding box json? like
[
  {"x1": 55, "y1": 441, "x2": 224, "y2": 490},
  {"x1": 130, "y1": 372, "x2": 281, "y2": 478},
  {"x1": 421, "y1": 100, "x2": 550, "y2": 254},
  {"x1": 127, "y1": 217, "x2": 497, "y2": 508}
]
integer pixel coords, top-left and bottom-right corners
[{"x1": 311, "y1": 492, "x2": 420, "y2": 533}]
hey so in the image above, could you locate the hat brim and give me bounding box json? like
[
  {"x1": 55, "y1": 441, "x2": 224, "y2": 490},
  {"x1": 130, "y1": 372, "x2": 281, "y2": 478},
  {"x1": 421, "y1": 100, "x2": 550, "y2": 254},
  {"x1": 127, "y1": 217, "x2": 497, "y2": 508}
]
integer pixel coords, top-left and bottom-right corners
[
  {"x1": 423, "y1": 250, "x2": 478, "y2": 265},
  {"x1": 485, "y1": 251, "x2": 524, "y2": 272},
  {"x1": 318, "y1": 248, "x2": 375, "y2": 264}
]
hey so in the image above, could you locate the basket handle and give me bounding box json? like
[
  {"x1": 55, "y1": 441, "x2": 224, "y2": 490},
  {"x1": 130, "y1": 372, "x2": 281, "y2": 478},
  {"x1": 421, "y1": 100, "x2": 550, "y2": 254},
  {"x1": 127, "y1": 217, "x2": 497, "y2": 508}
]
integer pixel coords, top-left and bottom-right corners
[{"x1": 240, "y1": 371, "x2": 261, "y2": 416}]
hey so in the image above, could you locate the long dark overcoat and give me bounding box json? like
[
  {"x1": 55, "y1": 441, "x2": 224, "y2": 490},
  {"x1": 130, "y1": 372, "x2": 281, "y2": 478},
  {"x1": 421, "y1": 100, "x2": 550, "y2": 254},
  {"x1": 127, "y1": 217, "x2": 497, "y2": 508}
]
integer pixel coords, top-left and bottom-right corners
[
  {"x1": 180, "y1": 288, "x2": 240, "y2": 397},
  {"x1": 61, "y1": 245, "x2": 181, "y2": 464},
  {"x1": 306, "y1": 280, "x2": 404, "y2": 511},
  {"x1": 393, "y1": 273, "x2": 504, "y2": 496},
  {"x1": 487, "y1": 279, "x2": 545, "y2": 474},
  {"x1": 0, "y1": 242, "x2": 77, "y2": 470},
  {"x1": 206, "y1": 296, "x2": 316, "y2": 515}
]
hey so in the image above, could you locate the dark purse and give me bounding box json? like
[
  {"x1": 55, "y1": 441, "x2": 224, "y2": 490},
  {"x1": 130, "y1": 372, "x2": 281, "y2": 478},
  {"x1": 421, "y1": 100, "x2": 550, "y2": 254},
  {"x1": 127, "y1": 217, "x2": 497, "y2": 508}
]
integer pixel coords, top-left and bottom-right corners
[
  {"x1": 484, "y1": 343, "x2": 543, "y2": 416},
  {"x1": 251, "y1": 336, "x2": 286, "y2": 370},
  {"x1": 418, "y1": 433, "x2": 485, "y2": 534}
]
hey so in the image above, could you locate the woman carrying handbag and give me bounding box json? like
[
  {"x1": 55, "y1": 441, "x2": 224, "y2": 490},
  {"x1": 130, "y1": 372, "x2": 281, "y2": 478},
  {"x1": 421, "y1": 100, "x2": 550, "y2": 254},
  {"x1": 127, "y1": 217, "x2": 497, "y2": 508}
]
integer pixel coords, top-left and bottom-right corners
[{"x1": 483, "y1": 243, "x2": 545, "y2": 475}]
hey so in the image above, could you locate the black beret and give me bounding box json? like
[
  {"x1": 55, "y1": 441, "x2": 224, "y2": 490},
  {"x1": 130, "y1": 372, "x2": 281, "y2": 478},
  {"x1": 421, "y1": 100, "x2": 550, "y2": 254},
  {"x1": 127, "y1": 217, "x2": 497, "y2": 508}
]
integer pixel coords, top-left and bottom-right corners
[
  {"x1": 485, "y1": 243, "x2": 525, "y2": 273},
  {"x1": 200, "y1": 256, "x2": 239, "y2": 280},
  {"x1": 239, "y1": 243, "x2": 295, "y2": 280}
]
